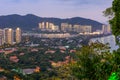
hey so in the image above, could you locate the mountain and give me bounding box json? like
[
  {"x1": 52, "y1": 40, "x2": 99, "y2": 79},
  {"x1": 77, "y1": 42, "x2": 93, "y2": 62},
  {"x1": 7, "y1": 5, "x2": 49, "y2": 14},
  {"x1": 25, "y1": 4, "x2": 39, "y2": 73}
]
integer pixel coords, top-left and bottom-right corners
[{"x1": 0, "y1": 14, "x2": 103, "y2": 31}]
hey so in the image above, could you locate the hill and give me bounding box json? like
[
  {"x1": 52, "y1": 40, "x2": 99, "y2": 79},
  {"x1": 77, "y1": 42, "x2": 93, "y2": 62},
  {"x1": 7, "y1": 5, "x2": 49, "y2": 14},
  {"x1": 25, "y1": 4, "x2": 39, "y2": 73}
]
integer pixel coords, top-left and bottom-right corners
[{"x1": 0, "y1": 14, "x2": 103, "y2": 31}]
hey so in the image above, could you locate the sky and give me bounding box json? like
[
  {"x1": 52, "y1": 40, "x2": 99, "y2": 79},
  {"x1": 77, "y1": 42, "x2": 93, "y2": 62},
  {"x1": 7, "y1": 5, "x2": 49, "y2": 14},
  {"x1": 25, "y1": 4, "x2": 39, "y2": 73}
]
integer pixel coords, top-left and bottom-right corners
[{"x1": 0, "y1": 0, "x2": 113, "y2": 23}]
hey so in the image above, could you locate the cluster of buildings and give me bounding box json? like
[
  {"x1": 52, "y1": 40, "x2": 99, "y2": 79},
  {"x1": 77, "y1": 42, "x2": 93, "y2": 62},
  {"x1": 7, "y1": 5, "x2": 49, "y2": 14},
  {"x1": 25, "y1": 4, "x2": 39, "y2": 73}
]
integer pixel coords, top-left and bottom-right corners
[
  {"x1": 34, "y1": 33, "x2": 72, "y2": 38},
  {"x1": 23, "y1": 32, "x2": 78, "y2": 38},
  {"x1": 91, "y1": 24, "x2": 111, "y2": 35},
  {"x1": 0, "y1": 27, "x2": 21, "y2": 46},
  {"x1": 61, "y1": 23, "x2": 92, "y2": 33},
  {"x1": 39, "y1": 22, "x2": 92, "y2": 33},
  {"x1": 39, "y1": 22, "x2": 59, "y2": 31},
  {"x1": 38, "y1": 22, "x2": 111, "y2": 35}
]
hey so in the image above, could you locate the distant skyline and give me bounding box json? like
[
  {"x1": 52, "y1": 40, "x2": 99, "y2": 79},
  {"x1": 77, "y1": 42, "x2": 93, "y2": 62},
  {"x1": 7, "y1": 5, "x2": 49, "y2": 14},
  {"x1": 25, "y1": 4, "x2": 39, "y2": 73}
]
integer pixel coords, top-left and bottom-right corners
[{"x1": 0, "y1": 0, "x2": 113, "y2": 23}]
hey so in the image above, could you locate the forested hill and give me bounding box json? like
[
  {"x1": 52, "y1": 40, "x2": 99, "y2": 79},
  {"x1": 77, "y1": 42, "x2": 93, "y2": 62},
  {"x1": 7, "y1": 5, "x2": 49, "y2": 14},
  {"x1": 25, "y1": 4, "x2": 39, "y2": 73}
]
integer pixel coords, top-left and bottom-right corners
[{"x1": 0, "y1": 14, "x2": 103, "y2": 31}]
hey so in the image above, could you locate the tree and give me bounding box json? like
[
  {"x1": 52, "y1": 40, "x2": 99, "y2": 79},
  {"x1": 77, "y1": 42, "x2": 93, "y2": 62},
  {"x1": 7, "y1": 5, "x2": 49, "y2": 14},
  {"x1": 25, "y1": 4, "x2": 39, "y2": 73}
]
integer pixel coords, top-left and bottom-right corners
[
  {"x1": 104, "y1": 0, "x2": 120, "y2": 45},
  {"x1": 71, "y1": 43, "x2": 114, "y2": 80},
  {"x1": 103, "y1": 7, "x2": 114, "y2": 19},
  {"x1": 55, "y1": 65, "x2": 77, "y2": 80},
  {"x1": 104, "y1": 1, "x2": 120, "y2": 79}
]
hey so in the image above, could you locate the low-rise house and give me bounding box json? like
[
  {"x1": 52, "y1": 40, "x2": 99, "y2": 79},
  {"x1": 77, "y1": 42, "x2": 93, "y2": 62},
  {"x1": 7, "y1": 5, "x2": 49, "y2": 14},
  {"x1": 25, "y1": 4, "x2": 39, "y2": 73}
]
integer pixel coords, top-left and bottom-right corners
[
  {"x1": 65, "y1": 56, "x2": 70, "y2": 60},
  {"x1": 45, "y1": 50, "x2": 56, "y2": 54},
  {"x1": 4, "y1": 48, "x2": 17, "y2": 54},
  {"x1": 70, "y1": 50, "x2": 76, "y2": 53},
  {"x1": 50, "y1": 60, "x2": 70, "y2": 67},
  {"x1": 31, "y1": 48, "x2": 39, "y2": 52},
  {"x1": 9, "y1": 56, "x2": 19, "y2": 63},
  {"x1": 58, "y1": 46, "x2": 66, "y2": 50},
  {"x1": 0, "y1": 76, "x2": 7, "y2": 80},
  {"x1": 34, "y1": 66, "x2": 40, "y2": 73},
  {"x1": 0, "y1": 67, "x2": 4, "y2": 72},
  {"x1": 60, "y1": 50, "x2": 65, "y2": 53},
  {"x1": 0, "y1": 49, "x2": 4, "y2": 53},
  {"x1": 19, "y1": 53, "x2": 25, "y2": 56},
  {"x1": 23, "y1": 67, "x2": 40, "y2": 74},
  {"x1": 22, "y1": 69, "x2": 35, "y2": 74}
]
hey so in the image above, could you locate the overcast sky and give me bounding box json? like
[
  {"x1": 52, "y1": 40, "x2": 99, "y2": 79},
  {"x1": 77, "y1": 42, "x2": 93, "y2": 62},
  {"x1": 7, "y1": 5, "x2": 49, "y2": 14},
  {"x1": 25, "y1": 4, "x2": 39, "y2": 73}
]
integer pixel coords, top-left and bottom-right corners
[{"x1": 0, "y1": 0, "x2": 113, "y2": 23}]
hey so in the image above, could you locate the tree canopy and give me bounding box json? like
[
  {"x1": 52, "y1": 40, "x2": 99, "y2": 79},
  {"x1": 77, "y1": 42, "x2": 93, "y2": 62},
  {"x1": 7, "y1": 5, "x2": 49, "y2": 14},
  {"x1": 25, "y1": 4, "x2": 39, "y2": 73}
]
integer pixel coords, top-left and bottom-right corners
[{"x1": 104, "y1": 0, "x2": 120, "y2": 45}]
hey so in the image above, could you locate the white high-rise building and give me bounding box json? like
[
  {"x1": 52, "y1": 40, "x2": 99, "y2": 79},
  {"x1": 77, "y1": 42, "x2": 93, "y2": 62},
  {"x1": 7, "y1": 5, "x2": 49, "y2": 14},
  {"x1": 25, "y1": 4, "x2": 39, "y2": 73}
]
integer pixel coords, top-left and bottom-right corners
[
  {"x1": 49, "y1": 23, "x2": 54, "y2": 31},
  {"x1": 73, "y1": 25, "x2": 92, "y2": 33},
  {"x1": 82, "y1": 25, "x2": 92, "y2": 33},
  {"x1": 4, "y1": 28, "x2": 14, "y2": 44},
  {"x1": 61, "y1": 23, "x2": 69, "y2": 32},
  {"x1": 102, "y1": 25, "x2": 111, "y2": 34},
  {"x1": 46, "y1": 22, "x2": 49, "y2": 29},
  {"x1": 0, "y1": 29, "x2": 4, "y2": 46},
  {"x1": 68, "y1": 24, "x2": 73, "y2": 32},
  {"x1": 41, "y1": 22, "x2": 45, "y2": 29},
  {"x1": 38, "y1": 23, "x2": 42, "y2": 29},
  {"x1": 16, "y1": 27, "x2": 22, "y2": 43},
  {"x1": 39, "y1": 22, "x2": 59, "y2": 31},
  {"x1": 107, "y1": 25, "x2": 111, "y2": 33},
  {"x1": 73, "y1": 25, "x2": 80, "y2": 32}
]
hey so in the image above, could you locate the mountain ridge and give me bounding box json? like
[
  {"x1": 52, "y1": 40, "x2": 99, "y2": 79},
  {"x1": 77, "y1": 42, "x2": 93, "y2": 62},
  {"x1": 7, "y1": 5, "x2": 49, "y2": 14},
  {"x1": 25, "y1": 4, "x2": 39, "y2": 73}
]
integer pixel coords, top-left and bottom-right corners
[{"x1": 0, "y1": 14, "x2": 103, "y2": 31}]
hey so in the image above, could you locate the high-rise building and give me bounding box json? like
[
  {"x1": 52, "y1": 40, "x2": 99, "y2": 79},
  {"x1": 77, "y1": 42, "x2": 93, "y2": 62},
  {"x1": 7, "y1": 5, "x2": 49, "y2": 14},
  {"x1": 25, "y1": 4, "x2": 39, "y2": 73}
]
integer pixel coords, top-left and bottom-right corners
[
  {"x1": 38, "y1": 23, "x2": 42, "y2": 29},
  {"x1": 68, "y1": 24, "x2": 73, "y2": 32},
  {"x1": 49, "y1": 23, "x2": 54, "y2": 30},
  {"x1": 82, "y1": 25, "x2": 92, "y2": 33},
  {"x1": 102, "y1": 25, "x2": 111, "y2": 34},
  {"x1": 61, "y1": 23, "x2": 69, "y2": 32},
  {"x1": 73, "y1": 25, "x2": 92, "y2": 33},
  {"x1": 46, "y1": 22, "x2": 49, "y2": 29},
  {"x1": 107, "y1": 25, "x2": 111, "y2": 33},
  {"x1": 41, "y1": 22, "x2": 45, "y2": 29},
  {"x1": 39, "y1": 22, "x2": 46, "y2": 31},
  {"x1": 0, "y1": 29, "x2": 4, "y2": 46},
  {"x1": 39, "y1": 22, "x2": 59, "y2": 31},
  {"x1": 73, "y1": 25, "x2": 80, "y2": 32},
  {"x1": 4, "y1": 28, "x2": 14, "y2": 44},
  {"x1": 16, "y1": 27, "x2": 21, "y2": 43},
  {"x1": 54, "y1": 25, "x2": 59, "y2": 31}
]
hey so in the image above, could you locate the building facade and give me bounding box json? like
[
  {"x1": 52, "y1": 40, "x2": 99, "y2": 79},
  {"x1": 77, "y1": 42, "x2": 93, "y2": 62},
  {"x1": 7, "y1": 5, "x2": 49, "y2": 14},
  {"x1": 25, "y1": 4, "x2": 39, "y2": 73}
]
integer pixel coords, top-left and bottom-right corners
[
  {"x1": 0, "y1": 28, "x2": 22, "y2": 45},
  {"x1": 39, "y1": 22, "x2": 59, "y2": 31},
  {"x1": 61, "y1": 23, "x2": 69, "y2": 32},
  {"x1": 102, "y1": 25, "x2": 111, "y2": 34},
  {"x1": 16, "y1": 27, "x2": 22, "y2": 43},
  {"x1": 0, "y1": 29, "x2": 4, "y2": 46},
  {"x1": 4, "y1": 28, "x2": 14, "y2": 44}
]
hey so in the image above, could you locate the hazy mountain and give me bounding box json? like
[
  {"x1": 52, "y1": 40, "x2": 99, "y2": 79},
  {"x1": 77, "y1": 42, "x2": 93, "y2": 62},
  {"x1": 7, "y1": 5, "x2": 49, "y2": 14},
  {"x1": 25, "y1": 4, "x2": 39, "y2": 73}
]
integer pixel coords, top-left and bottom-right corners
[{"x1": 0, "y1": 14, "x2": 103, "y2": 31}]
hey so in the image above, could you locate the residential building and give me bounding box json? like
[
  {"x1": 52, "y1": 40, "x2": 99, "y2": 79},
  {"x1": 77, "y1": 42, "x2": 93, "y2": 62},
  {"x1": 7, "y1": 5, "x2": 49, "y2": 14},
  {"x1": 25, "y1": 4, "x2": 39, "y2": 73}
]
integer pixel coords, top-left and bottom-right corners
[
  {"x1": 0, "y1": 29, "x2": 4, "y2": 46},
  {"x1": 39, "y1": 22, "x2": 59, "y2": 31},
  {"x1": 16, "y1": 27, "x2": 21, "y2": 43},
  {"x1": 38, "y1": 23, "x2": 42, "y2": 29},
  {"x1": 39, "y1": 22, "x2": 45, "y2": 31},
  {"x1": 73, "y1": 25, "x2": 80, "y2": 32},
  {"x1": 81, "y1": 25, "x2": 92, "y2": 33},
  {"x1": 61, "y1": 23, "x2": 69, "y2": 32},
  {"x1": 4, "y1": 28, "x2": 14, "y2": 44},
  {"x1": 73, "y1": 25, "x2": 92, "y2": 33},
  {"x1": 46, "y1": 22, "x2": 49, "y2": 29},
  {"x1": 102, "y1": 24, "x2": 111, "y2": 34}
]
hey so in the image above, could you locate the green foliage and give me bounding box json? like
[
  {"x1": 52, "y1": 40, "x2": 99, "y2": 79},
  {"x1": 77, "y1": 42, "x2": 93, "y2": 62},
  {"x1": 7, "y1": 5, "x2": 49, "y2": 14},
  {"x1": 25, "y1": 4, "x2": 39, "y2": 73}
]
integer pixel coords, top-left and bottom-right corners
[
  {"x1": 53, "y1": 65, "x2": 77, "y2": 80},
  {"x1": 104, "y1": 0, "x2": 120, "y2": 45},
  {"x1": 104, "y1": 1, "x2": 120, "y2": 79},
  {"x1": 71, "y1": 43, "x2": 115, "y2": 80},
  {"x1": 103, "y1": 7, "x2": 114, "y2": 19},
  {"x1": 108, "y1": 72, "x2": 119, "y2": 80}
]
